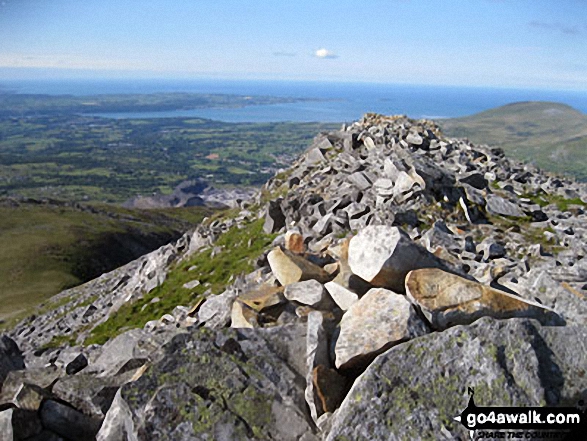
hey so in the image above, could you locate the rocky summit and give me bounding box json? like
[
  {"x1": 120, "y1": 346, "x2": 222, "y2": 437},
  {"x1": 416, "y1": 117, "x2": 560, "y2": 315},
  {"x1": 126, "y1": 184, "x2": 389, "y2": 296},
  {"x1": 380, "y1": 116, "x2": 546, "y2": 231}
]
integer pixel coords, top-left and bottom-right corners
[{"x1": 2, "y1": 113, "x2": 587, "y2": 440}]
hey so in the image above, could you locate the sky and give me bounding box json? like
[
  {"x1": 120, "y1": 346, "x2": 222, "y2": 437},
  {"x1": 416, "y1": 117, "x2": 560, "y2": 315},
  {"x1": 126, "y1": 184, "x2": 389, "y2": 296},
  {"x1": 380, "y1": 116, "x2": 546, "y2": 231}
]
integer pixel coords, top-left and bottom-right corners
[{"x1": 0, "y1": 0, "x2": 586, "y2": 90}]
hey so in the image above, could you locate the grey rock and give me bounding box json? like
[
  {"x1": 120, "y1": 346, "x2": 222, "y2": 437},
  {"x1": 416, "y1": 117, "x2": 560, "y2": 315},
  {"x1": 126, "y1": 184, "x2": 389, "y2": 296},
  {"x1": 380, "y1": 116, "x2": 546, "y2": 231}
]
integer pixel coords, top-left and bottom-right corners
[
  {"x1": 348, "y1": 172, "x2": 372, "y2": 191},
  {"x1": 305, "y1": 312, "x2": 329, "y2": 423},
  {"x1": 115, "y1": 326, "x2": 315, "y2": 440},
  {"x1": 284, "y1": 280, "x2": 331, "y2": 309},
  {"x1": 96, "y1": 389, "x2": 135, "y2": 441},
  {"x1": 324, "y1": 282, "x2": 359, "y2": 311},
  {"x1": 486, "y1": 194, "x2": 525, "y2": 217},
  {"x1": 326, "y1": 318, "x2": 587, "y2": 440},
  {"x1": 197, "y1": 288, "x2": 237, "y2": 329},
  {"x1": 52, "y1": 374, "x2": 120, "y2": 418}
]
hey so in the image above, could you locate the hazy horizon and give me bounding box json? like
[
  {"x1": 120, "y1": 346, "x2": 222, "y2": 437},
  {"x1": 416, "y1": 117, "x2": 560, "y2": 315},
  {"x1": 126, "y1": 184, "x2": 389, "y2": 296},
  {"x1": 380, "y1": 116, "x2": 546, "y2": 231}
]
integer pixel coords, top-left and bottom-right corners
[{"x1": 1, "y1": 1, "x2": 586, "y2": 91}]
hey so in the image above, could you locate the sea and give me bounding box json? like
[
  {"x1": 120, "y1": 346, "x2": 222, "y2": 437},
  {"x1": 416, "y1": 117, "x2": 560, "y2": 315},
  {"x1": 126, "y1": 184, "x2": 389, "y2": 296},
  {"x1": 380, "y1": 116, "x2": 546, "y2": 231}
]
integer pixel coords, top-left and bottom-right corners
[{"x1": 1, "y1": 78, "x2": 587, "y2": 123}]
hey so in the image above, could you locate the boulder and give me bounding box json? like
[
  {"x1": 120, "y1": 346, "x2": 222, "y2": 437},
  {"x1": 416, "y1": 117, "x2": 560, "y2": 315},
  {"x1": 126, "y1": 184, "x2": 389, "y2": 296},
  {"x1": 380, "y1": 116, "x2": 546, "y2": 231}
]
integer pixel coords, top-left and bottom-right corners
[
  {"x1": 348, "y1": 226, "x2": 443, "y2": 292},
  {"x1": 40, "y1": 400, "x2": 102, "y2": 441},
  {"x1": 65, "y1": 353, "x2": 88, "y2": 375},
  {"x1": 334, "y1": 288, "x2": 428, "y2": 370},
  {"x1": 405, "y1": 268, "x2": 562, "y2": 330},
  {"x1": 238, "y1": 285, "x2": 285, "y2": 312},
  {"x1": 486, "y1": 194, "x2": 525, "y2": 218},
  {"x1": 52, "y1": 374, "x2": 120, "y2": 418},
  {"x1": 324, "y1": 282, "x2": 358, "y2": 311},
  {"x1": 284, "y1": 280, "x2": 332, "y2": 309},
  {"x1": 0, "y1": 408, "x2": 43, "y2": 440},
  {"x1": 197, "y1": 288, "x2": 237, "y2": 328},
  {"x1": 230, "y1": 300, "x2": 258, "y2": 328},
  {"x1": 263, "y1": 200, "x2": 286, "y2": 234},
  {"x1": 267, "y1": 247, "x2": 331, "y2": 286},
  {"x1": 326, "y1": 318, "x2": 587, "y2": 440},
  {"x1": 0, "y1": 336, "x2": 24, "y2": 388},
  {"x1": 107, "y1": 326, "x2": 316, "y2": 440}
]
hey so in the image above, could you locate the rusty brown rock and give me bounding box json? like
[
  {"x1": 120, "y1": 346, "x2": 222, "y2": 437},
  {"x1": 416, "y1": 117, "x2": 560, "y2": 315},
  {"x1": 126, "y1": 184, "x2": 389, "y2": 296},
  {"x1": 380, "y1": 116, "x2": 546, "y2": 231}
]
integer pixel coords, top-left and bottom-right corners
[{"x1": 312, "y1": 365, "x2": 348, "y2": 413}]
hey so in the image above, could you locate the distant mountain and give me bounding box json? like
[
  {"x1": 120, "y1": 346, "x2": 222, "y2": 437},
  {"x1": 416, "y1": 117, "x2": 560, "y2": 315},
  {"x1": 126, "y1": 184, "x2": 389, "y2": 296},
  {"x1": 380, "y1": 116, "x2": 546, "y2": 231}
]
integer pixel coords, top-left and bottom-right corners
[{"x1": 440, "y1": 101, "x2": 587, "y2": 180}]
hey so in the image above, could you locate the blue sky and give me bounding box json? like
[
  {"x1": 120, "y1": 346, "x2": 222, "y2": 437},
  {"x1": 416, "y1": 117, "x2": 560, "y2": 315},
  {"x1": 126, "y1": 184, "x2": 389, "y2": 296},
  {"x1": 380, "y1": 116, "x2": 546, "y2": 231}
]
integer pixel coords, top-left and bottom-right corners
[{"x1": 0, "y1": 0, "x2": 586, "y2": 90}]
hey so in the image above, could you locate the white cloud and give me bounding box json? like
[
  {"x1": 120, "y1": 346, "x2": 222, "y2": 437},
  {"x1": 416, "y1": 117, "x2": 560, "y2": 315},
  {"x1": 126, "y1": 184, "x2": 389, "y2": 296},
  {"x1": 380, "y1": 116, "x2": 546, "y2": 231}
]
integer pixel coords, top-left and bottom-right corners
[{"x1": 315, "y1": 48, "x2": 338, "y2": 59}]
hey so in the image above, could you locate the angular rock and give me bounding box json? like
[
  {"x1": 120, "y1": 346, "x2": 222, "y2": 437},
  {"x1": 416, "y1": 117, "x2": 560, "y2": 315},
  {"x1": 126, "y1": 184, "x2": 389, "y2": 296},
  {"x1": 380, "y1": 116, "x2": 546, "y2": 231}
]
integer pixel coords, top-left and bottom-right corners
[
  {"x1": 348, "y1": 226, "x2": 443, "y2": 292},
  {"x1": 312, "y1": 365, "x2": 348, "y2": 414},
  {"x1": 111, "y1": 326, "x2": 316, "y2": 440},
  {"x1": 40, "y1": 400, "x2": 102, "y2": 441},
  {"x1": 96, "y1": 389, "x2": 135, "y2": 441},
  {"x1": 326, "y1": 318, "x2": 587, "y2": 440},
  {"x1": 334, "y1": 288, "x2": 428, "y2": 370},
  {"x1": 324, "y1": 282, "x2": 358, "y2": 311},
  {"x1": 230, "y1": 300, "x2": 258, "y2": 328},
  {"x1": 284, "y1": 280, "x2": 332, "y2": 309},
  {"x1": 197, "y1": 288, "x2": 237, "y2": 329},
  {"x1": 405, "y1": 268, "x2": 562, "y2": 330},
  {"x1": 0, "y1": 336, "x2": 24, "y2": 388},
  {"x1": 65, "y1": 353, "x2": 88, "y2": 375},
  {"x1": 305, "y1": 312, "x2": 330, "y2": 423},
  {"x1": 0, "y1": 408, "x2": 43, "y2": 440},
  {"x1": 263, "y1": 200, "x2": 286, "y2": 234},
  {"x1": 348, "y1": 172, "x2": 372, "y2": 191},
  {"x1": 267, "y1": 247, "x2": 331, "y2": 286},
  {"x1": 458, "y1": 172, "x2": 488, "y2": 189},
  {"x1": 239, "y1": 285, "x2": 285, "y2": 312},
  {"x1": 52, "y1": 374, "x2": 120, "y2": 418},
  {"x1": 486, "y1": 194, "x2": 525, "y2": 218}
]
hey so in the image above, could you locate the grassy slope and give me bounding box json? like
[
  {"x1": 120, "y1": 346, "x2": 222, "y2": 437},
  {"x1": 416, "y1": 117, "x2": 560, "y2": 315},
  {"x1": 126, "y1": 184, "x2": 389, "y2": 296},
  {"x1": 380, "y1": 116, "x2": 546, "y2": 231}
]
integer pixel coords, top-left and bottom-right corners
[
  {"x1": 0, "y1": 197, "x2": 213, "y2": 322},
  {"x1": 439, "y1": 101, "x2": 587, "y2": 180}
]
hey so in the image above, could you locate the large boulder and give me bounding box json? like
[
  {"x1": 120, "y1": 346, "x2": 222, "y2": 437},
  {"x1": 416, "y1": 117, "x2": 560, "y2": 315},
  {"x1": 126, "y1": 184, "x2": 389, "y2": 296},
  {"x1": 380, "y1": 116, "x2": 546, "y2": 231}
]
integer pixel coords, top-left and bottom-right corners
[
  {"x1": 405, "y1": 268, "x2": 562, "y2": 330},
  {"x1": 326, "y1": 318, "x2": 587, "y2": 440},
  {"x1": 334, "y1": 288, "x2": 428, "y2": 370},
  {"x1": 348, "y1": 226, "x2": 443, "y2": 293},
  {"x1": 99, "y1": 326, "x2": 317, "y2": 440}
]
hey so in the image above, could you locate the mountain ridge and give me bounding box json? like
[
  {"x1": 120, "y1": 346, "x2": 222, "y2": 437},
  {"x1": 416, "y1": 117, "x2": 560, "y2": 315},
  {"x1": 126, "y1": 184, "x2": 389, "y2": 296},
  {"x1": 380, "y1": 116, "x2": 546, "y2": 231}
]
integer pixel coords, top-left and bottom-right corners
[{"x1": 2, "y1": 113, "x2": 587, "y2": 440}]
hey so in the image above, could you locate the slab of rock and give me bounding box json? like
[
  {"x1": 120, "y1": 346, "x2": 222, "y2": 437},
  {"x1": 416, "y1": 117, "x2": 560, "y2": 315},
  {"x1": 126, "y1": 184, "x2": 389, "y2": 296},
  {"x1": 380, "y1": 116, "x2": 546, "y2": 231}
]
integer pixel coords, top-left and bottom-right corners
[
  {"x1": 104, "y1": 326, "x2": 316, "y2": 440},
  {"x1": 197, "y1": 288, "x2": 237, "y2": 329},
  {"x1": 486, "y1": 194, "x2": 525, "y2": 218},
  {"x1": 285, "y1": 280, "x2": 332, "y2": 309},
  {"x1": 52, "y1": 374, "x2": 120, "y2": 418},
  {"x1": 40, "y1": 400, "x2": 102, "y2": 441},
  {"x1": 405, "y1": 268, "x2": 562, "y2": 330},
  {"x1": 239, "y1": 285, "x2": 285, "y2": 312},
  {"x1": 326, "y1": 318, "x2": 587, "y2": 440},
  {"x1": 324, "y1": 282, "x2": 358, "y2": 311},
  {"x1": 334, "y1": 288, "x2": 428, "y2": 370},
  {"x1": 348, "y1": 226, "x2": 443, "y2": 292},
  {"x1": 267, "y1": 247, "x2": 331, "y2": 286},
  {"x1": 230, "y1": 300, "x2": 258, "y2": 328},
  {"x1": 305, "y1": 312, "x2": 330, "y2": 423}
]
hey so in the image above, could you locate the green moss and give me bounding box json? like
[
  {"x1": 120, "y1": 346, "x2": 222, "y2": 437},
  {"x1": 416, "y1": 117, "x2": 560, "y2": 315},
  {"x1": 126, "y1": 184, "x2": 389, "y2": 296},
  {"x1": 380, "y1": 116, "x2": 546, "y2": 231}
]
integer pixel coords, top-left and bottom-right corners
[{"x1": 84, "y1": 218, "x2": 276, "y2": 345}]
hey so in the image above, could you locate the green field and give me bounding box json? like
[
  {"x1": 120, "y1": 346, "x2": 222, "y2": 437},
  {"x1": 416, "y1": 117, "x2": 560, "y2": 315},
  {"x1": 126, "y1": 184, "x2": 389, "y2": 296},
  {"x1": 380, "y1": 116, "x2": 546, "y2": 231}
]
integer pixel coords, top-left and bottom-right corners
[
  {"x1": 440, "y1": 101, "x2": 587, "y2": 181},
  {"x1": 0, "y1": 197, "x2": 214, "y2": 322}
]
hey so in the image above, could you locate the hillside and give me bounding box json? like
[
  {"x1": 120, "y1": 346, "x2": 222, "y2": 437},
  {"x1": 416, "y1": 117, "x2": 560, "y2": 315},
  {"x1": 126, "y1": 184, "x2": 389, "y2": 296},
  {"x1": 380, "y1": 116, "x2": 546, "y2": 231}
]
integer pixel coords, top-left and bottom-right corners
[
  {"x1": 0, "y1": 197, "x2": 213, "y2": 325},
  {"x1": 440, "y1": 101, "x2": 587, "y2": 181},
  {"x1": 2, "y1": 114, "x2": 586, "y2": 439}
]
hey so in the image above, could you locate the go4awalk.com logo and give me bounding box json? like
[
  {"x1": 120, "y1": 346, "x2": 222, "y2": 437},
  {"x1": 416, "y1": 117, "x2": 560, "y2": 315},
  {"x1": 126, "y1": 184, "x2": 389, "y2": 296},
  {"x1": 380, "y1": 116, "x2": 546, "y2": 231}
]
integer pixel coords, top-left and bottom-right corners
[{"x1": 454, "y1": 388, "x2": 586, "y2": 440}]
